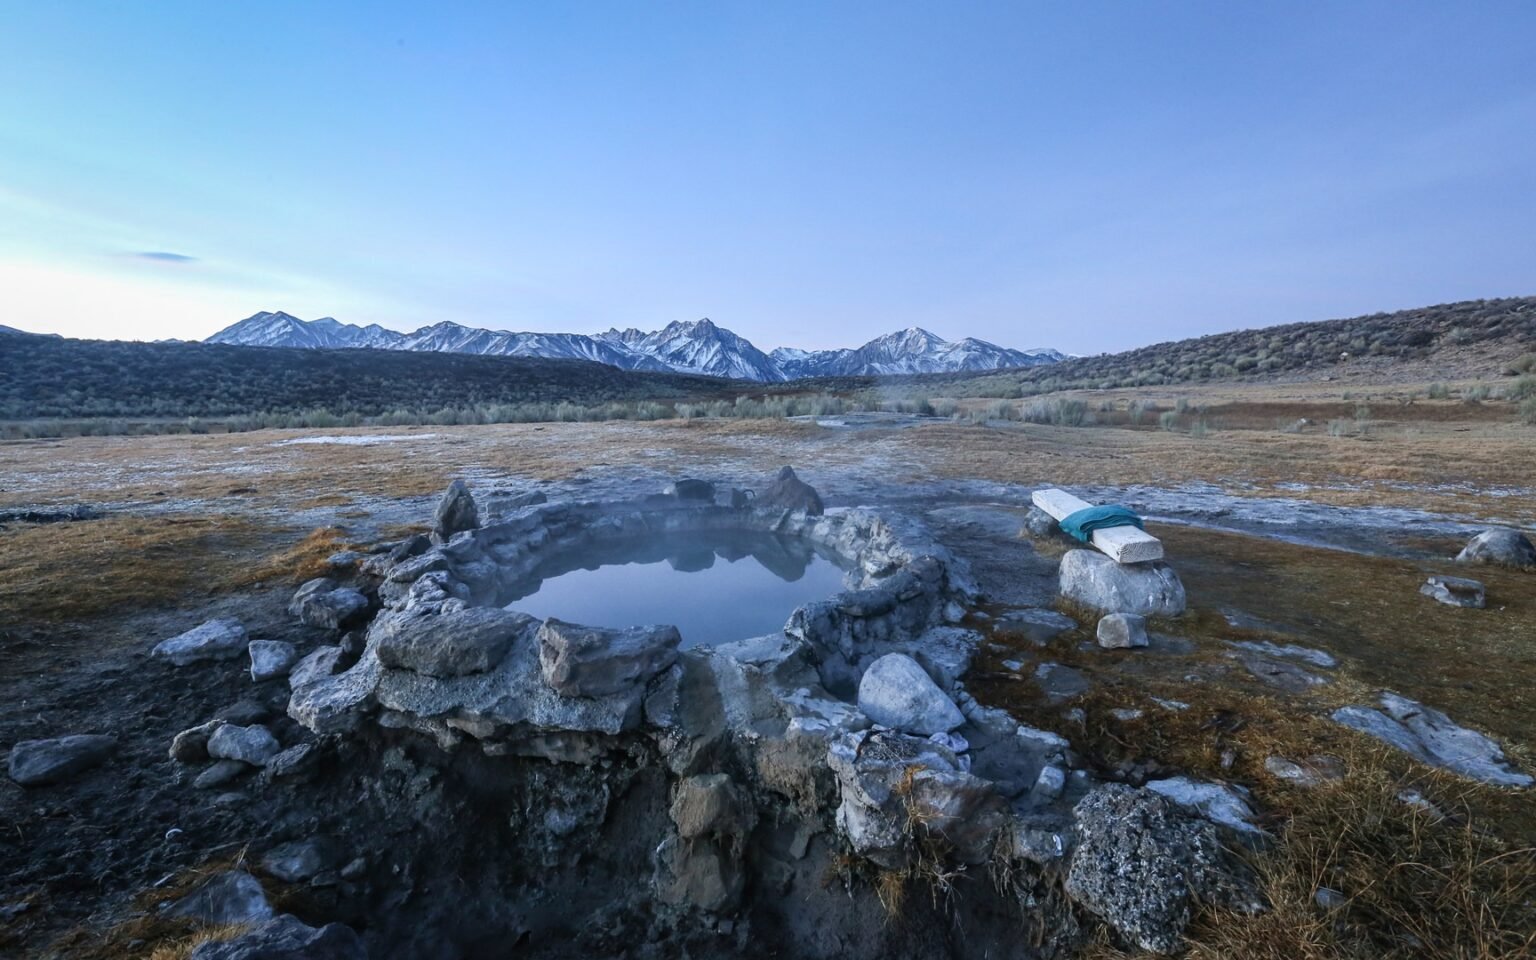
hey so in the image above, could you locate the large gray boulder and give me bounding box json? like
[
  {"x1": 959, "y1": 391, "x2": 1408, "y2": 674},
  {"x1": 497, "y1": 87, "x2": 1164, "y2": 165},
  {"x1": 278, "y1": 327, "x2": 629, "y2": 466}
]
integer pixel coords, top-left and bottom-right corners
[
  {"x1": 537, "y1": 619, "x2": 681, "y2": 698},
  {"x1": 856, "y1": 653, "x2": 964, "y2": 735},
  {"x1": 1065, "y1": 784, "x2": 1260, "y2": 954},
  {"x1": 190, "y1": 914, "x2": 365, "y2": 960},
  {"x1": 152, "y1": 618, "x2": 249, "y2": 666},
  {"x1": 207, "y1": 724, "x2": 281, "y2": 767},
  {"x1": 7, "y1": 734, "x2": 116, "y2": 786},
  {"x1": 433, "y1": 479, "x2": 479, "y2": 542},
  {"x1": 1455, "y1": 528, "x2": 1536, "y2": 570},
  {"x1": 1059, "y1": 550, "x2": 1185, "y2": 617},
  {"x1": 373, "y1": 607, "x2": 529, "y2": 678},
  {"x1": 758, "y1": 466, "x2": 824, "y2": 515}
]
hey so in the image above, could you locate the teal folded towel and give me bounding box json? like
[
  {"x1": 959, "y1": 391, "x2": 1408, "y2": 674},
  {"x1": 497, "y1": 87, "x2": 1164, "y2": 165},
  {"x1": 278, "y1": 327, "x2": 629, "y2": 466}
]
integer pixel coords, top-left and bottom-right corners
[{"x1": 1059, "y1": 504, "x2": 1144, "y2": 543}]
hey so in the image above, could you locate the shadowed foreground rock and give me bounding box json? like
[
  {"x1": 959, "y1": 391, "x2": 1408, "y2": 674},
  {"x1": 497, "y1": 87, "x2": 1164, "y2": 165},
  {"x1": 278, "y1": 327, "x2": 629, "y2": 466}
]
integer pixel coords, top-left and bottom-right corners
[
  {"x1": 1065, "y1": 784, "x2": 1261, "y2": 954},
  {"x1": 191, "y1": 914, "x2": 367, "y2": 960}
]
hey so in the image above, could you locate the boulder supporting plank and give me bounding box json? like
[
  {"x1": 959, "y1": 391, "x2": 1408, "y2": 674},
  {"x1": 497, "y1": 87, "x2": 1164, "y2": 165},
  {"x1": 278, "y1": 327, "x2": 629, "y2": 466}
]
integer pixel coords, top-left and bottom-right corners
[{"x1": 1031, "y1": 488, "x2": 1163, "y2": 563}]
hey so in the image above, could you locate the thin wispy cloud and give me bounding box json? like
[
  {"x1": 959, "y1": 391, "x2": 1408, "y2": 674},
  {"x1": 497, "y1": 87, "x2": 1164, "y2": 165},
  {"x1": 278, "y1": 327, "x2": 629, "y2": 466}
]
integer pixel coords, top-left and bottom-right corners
[{"x1": 135, "y1": 251, "x2": 198, "y2": 263}]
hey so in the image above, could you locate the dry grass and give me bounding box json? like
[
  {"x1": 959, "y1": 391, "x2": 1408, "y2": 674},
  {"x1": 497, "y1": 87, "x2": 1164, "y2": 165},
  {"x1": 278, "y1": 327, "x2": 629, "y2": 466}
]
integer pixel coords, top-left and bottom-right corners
[
  {"x1": 973, "y1": 525, "x2": 1536, "y2": 959},
  {"x1": 230, "y1": 525, "x2": 355, "y2": 587},
  {"x1": 145, "y1": 923, "x2": 253, "y2": 960},
  {"x1": 2, "y1": 392, "x2": 1531, "y2": 523},
  {"x1": 42, "y1": 857, "x2": 267, "y2": 960},
  {"x1": 0, "y1": 515, "x2": 265, "y2": 625}
]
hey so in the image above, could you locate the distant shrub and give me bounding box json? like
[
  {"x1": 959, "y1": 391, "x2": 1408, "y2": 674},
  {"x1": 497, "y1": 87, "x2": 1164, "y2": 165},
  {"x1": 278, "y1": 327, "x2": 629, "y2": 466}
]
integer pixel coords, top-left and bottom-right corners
[
  {"x1": 1426, "y1": 383, "x2": 1450, "y2": 400},
  {"x1": 1521, "y1": 397, "x2": 1536, "y2": 425},
  {"x1": 1462, "y1": 385, "x2": 1490, "y2": 405},
  {"x1": 1504, "y1": 376, "x2": 1536, "y2": 401},
  {"x1": 1188, "y1": 419, "x2": 1209, "y2": 438},
  {"x1": 1023, "y1": 398, "x2": 1088, "y2": 426},
  {"x1": 1159, "y1": 410, "x2": 1179, "y2": 431},
  {"x1": 985, "y1": 399, "x2": 1019, "y2": 421},
  {"x1": 1505, "y1": 353, "x2": 1536, "y2": 375}
]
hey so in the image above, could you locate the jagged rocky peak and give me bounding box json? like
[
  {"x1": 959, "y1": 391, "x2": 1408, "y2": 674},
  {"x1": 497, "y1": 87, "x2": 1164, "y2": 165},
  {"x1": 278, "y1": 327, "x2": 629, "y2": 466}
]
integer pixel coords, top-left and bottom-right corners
[{"x1": 205, "y1": 311, "x2": 1062, "y2": 381}]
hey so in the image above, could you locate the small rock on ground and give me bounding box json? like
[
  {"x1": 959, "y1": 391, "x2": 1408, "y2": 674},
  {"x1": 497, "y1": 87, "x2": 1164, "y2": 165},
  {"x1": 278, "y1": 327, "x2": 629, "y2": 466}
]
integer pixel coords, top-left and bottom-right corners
[
  {"x1": 151, "y1": 618, "x2": 248, "y2": 666},
  {"x1": 1420, "y1": 575, "x2": 1486, "y2": 609},
  {"x1": 7, "y1": 734, "x2": 116, "y2": 787},
  {"x1": 248, "y1": 640, "x2": 299, "y2": 682},
  {"x1": 207, "y1": 724, "x2": 281, "y2": 767},
  {"x1": 1096, "y1": 612, "x2": 1148, "y2": 649}
]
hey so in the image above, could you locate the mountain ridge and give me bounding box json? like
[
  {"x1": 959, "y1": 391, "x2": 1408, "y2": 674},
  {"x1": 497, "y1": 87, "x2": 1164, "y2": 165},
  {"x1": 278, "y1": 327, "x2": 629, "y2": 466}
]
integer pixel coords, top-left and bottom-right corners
[{"x1": 206, "y1": 312, "x2": 1065, "y2": 380}]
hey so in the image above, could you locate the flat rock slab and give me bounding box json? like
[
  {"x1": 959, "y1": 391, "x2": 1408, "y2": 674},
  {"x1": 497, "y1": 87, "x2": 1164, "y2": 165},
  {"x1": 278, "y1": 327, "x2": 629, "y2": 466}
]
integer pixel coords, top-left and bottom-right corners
[
  {"x1": 374, "y1": 607, "x2": 531, "y2": 678},
  {"x1": 1228, "y1": 640, "x2": 1336, "y2": 669},
  {"x1": 1236, "y1": 655, "x2": 1329, "y2": 694},
  {"x1": 1332, "y1": 693, "x2": 1532, "y2": 787},
  {"x1": 1420, "y1": 575, "x2": 1486, "y2": 608},
  {"x1": 1034, "y1": 662, "x2": 1091, "y2": 705},
  {"x1": 993, "y1": 608, "x2": 1078, "y2": 647},
  {"x1": 7, "y1": 734, "x2": 116, "y2": 786},
  {"x1": 537, "y1": 619, "x2": 681, "y2": 698},
  {"x1": 1145, "y1": 776, "x2": 1264, "y2": 835},
  {"x1": 152, "y1": 618, "x2": 248, "y2": 666}
]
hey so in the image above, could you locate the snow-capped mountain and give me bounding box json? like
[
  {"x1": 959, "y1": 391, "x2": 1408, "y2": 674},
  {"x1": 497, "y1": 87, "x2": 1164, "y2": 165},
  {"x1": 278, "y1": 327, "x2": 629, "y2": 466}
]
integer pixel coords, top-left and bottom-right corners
[
  {"x1": 772, "y1": 327, "x2": 1062, "y2": 377},
  {"x1": 597, "y1": 318, "x2": 783, "y2": 381},
  {"x1": 204, "y1": 312, "x2": 1061, "y2": 381}
]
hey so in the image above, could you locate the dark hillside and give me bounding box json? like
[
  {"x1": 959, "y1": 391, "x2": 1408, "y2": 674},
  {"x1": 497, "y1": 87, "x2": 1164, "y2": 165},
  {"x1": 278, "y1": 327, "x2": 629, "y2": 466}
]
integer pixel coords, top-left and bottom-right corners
[
  {"x1": 914, "y1": 296, "x2": 1536, "y2": 396},
  {"x1": 0, "y1": 334, "x2": 747, "y2": 420}
]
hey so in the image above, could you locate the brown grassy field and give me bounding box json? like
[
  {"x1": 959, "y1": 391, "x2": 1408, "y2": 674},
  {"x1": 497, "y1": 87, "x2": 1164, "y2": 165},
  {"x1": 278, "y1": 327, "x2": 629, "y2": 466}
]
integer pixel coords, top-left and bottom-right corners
[{"x1": 2, "y1": 380, "x2": 1532, "y2": 959}]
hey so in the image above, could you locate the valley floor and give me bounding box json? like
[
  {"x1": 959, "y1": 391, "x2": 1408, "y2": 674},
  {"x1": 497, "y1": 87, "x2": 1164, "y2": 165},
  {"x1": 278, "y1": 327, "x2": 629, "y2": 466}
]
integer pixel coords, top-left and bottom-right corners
[{"x1": 1, "y1": 383, "x2": 1533, "y2": 958}]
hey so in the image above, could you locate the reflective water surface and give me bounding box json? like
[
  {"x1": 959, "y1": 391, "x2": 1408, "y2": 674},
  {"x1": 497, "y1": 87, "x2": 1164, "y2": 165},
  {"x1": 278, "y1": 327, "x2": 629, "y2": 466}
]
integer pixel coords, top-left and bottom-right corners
[{"x1": 500, "y1": 531, "x2": 850, "y2": 648}]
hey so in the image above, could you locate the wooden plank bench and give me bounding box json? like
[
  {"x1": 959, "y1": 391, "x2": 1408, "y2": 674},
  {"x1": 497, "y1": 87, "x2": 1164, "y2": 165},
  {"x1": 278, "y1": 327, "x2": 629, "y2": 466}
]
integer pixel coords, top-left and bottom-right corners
[{"x1": 1031, "y1": 488, "x2": 1164, "y2": 564}]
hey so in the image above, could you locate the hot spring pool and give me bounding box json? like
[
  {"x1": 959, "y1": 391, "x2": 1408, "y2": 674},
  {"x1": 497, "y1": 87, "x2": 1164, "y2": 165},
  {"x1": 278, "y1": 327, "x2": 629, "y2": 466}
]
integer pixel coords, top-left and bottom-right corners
[{"x1": 499, "y1": 530, "x2": 850, "y2": 648}]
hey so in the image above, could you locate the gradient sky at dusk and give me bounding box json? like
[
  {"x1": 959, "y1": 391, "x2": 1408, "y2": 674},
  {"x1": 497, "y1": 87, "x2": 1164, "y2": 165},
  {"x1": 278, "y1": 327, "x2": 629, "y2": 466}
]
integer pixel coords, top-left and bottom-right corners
[{"x1": 2, "y1": 1, "x2": 1533, "y2": 353}]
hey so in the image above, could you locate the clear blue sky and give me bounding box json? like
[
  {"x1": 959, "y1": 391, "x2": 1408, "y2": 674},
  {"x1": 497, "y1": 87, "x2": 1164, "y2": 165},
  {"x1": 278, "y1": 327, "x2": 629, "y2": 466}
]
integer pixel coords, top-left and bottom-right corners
[{"x1": 2, "y1": 1, "x2": 1532, "y2": 353}]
